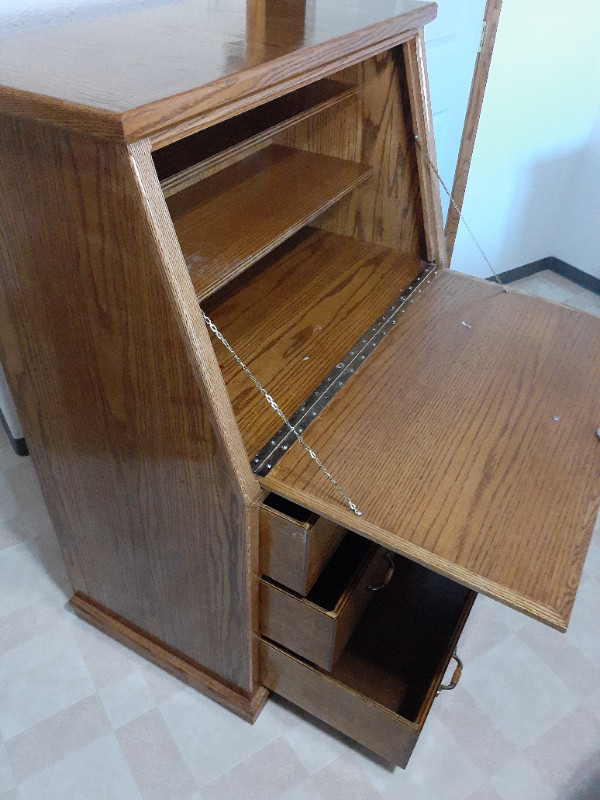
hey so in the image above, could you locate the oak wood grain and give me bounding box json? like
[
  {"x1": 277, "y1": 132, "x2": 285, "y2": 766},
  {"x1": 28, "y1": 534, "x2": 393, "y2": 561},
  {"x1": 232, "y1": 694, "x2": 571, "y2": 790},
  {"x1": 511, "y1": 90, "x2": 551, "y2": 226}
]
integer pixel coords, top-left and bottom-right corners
[
  {"x1": 262, "y1": 271, "x2": 600, "y2": 630},
  {"x1": 445, "y1": 0, "x2": 503, "y2": 264},
  {"x1": 0, "y1": 0, "x2": 436, "y2": 142},
  {"x1": 403, "y1": 31, "x2": 448, "y2": 267},
  {"x1": 71, "y1": 594, "x2": 269, "y2": 722},
  {"x1": 166, "y1": 145, "x2": 373, "y2": 299},
  {"x1": 204, "y1": 227, "x2": 424, "y2": 456},
  {"x1": 156, "y1": 79, "x2": 358, "y2": 197},
  {"x1": 0, "y1": 115, "x2": 257, "y2": 691},
  {"x1": 281, "y1": 51, "x2": 426, "y2": 256}
]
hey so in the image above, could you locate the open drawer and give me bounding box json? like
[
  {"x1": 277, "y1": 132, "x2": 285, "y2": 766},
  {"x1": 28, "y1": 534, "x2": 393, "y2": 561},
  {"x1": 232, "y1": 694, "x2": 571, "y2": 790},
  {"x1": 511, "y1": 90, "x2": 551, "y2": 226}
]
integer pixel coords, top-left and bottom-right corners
[
  {"x1": 260, "y1": 556, "x2": 475, "y2": 767},
  {"x1": 260, "y1": 534, "x2": 392, "y2": 671},
  {"x1": 259, "y1": 493, "x2": 346, "y2": 596}
]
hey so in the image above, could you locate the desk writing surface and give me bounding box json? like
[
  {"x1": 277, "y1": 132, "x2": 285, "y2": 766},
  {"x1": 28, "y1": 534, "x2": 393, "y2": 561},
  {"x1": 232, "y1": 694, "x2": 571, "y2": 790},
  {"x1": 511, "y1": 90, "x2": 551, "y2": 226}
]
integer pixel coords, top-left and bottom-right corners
[
  {"x1": 262, "y1": 271, "x2": 600, "y2": 630},
  {"x1": 0, "y1": 0, "x2": 436, "y2": 141}
]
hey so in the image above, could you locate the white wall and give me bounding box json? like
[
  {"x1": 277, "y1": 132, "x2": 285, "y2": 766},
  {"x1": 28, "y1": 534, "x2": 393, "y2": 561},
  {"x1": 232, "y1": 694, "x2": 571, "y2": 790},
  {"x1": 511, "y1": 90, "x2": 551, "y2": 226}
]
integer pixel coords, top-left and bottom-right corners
[
  {"x1": 425, "y1": 0, "x2": 486, "y2": 220},
  {"x1": 449, "y1": 0, "x2": 600, "y2": 279}
]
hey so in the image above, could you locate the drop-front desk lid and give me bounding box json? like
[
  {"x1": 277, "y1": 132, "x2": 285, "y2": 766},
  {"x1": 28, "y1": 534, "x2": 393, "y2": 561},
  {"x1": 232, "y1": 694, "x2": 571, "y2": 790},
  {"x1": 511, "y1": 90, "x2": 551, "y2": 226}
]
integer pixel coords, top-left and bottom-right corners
[{"x1": 260, "y1": 270, "x2": 600, "y2": 631}]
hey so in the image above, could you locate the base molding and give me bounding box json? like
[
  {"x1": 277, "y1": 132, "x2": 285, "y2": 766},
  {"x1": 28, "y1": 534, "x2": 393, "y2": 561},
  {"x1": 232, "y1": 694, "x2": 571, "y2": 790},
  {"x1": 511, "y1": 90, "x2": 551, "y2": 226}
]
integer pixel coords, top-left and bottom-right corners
[
  {"x1": 70, "y1": 593, "x2": 269, "y2": 723},
  {"x1": 490, "y1": 256, "x2": 600, "y2": 295}
]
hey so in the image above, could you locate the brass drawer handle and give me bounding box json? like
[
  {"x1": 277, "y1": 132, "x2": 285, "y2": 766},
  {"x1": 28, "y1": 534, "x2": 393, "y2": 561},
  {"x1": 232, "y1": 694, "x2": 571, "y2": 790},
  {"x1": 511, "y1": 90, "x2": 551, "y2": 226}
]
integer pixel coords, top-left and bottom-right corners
[
  {"x1": 437, "y1": 652, "x2": 463, "y2": 694},
  {"x1": 367, "y1": 552, "x2": 395, "y2": 592}
]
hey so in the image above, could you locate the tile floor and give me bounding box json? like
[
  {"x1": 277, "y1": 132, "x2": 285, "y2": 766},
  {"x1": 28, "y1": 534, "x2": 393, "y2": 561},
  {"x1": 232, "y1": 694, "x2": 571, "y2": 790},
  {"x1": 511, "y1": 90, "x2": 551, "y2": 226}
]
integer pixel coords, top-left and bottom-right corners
[{"x1": 0, "y1": 269, "x2": 599, "y2": 800}]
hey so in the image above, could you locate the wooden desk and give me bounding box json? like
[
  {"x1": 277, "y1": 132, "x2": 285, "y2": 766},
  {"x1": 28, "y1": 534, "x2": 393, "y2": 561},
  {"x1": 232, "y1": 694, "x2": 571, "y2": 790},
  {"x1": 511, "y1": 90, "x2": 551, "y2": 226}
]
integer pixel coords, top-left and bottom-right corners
[{"x1": 1, "y1": 0, "x2": 599, "y2": 768}]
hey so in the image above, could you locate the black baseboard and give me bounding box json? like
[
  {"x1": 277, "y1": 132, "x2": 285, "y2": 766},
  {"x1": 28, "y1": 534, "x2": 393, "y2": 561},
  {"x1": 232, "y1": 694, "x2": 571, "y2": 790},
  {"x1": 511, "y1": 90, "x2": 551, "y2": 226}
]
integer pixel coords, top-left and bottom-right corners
[
  {"x1": 0, "y1": 405, "x2": 29, "y2": 457},
  {"x1": 490, "y1": 256, "x2": 600, "y2": 296}
]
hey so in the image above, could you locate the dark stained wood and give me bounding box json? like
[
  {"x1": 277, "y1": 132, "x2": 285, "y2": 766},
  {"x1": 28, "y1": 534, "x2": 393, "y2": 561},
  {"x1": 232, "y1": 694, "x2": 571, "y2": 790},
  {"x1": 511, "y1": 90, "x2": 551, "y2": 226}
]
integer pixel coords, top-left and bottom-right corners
[
  {"x1": 260, "y1": 538, "x2": 390, "y2": 671},
  {"x1": 445, "y1": 0, "x2": 503, "y2": 264},
  {"x1": 0, "y1": 0, "x2": 437, "y2": 142},
  {"x1": 281, "y1": 51, "x2": 426, "y2": 256},
  {"x1": 156, "y1": 79, "x2": 358, "y2": 197},
  {"x1": 166, "y1": 145, "x2": 373, "y2": 299},
  {"x1": 260, "y1": 557, "x2": 474, "y2": 766},
  {"x1": 71, "y1": 594, "x2": 269, "y2": 723},
  {"x1": 259, "y1": 496, "x2": 346, "y2": 596},
  {"x1": 0, "y1": 115, "x2": 258, "y2": 692},
  {"x1": 204, "y1": 228, "x2": 424, "y2": 456},
  {"x1": 262, "y1": 270, "x2": 600, "y2": 630}
]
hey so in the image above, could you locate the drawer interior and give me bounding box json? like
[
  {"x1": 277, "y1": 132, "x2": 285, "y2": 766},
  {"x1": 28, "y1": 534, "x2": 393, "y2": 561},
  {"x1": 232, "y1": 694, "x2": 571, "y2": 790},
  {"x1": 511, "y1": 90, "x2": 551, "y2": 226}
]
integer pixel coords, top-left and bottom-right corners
[{"x1": 330, "y1": 556, "x2": 473, "y2": 725}]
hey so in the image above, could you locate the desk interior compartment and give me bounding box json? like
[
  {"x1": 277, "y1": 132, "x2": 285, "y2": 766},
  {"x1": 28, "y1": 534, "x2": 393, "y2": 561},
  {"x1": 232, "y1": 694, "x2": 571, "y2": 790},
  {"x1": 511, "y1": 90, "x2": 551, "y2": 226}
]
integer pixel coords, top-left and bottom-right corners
[
  {"x1": 259, "y1": 493, "x2": 346, "y2": 596},
  {"x1": 260, "y1": 533, "x2": 392, "y2": 672},
  {"x1": 204, "y1": 227, "x2": 426, "y2": 457},
  {"x1": 260, "y1": 557, "x2": 475, "y2": 767},
  {"x1": 166, "y1": 146, "x2": 372, "y2": 299}
]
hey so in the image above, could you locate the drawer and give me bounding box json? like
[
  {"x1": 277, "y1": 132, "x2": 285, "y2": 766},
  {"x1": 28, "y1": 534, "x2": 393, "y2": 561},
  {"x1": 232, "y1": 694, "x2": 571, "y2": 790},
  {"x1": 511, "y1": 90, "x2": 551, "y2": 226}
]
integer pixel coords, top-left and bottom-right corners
[
  {"x1": 260, "y1": 558, "x2": 475, "y2": 768},
  {"x1": 259, "y1": 493, "x2": 346, "y2": 595},
  {"x1": 260, "y1": 534, "x2": 392, "y2": 672}
]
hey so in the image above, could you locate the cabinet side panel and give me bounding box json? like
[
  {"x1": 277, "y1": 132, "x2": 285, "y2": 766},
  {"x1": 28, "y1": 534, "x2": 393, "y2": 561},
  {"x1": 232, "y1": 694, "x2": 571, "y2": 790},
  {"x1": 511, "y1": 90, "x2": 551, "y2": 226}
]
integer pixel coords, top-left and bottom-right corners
[
  {"x1": 403, "y1": 31, "x2": 447, "y2": 266},
  {"x1": 280, "y1": 50, "x2": 426, "y2": 257},
  {"x1": 0, "y1": 116, "x2": 255, "y2": 691}
]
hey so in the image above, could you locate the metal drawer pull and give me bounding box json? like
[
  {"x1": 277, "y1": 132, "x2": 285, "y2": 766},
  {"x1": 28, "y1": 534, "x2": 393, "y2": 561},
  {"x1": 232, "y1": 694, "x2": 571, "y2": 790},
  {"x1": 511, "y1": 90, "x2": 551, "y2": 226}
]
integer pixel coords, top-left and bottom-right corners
[
  {"x1": 367, "y1": 552, "x2": 395, "y2": 592},
  {"x1": 437, "y1": 652, "x2": 463, "y2": 693}
]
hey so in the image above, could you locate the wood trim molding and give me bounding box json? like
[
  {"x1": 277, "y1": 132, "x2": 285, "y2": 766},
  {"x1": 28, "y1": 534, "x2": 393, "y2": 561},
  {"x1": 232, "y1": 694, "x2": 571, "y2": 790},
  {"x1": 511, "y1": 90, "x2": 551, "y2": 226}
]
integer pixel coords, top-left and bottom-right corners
[
  {"x1": 70, "y1": 594, "x2": 269, "y2": 722},
  {"x1": 403, "y1": 32, "x2": 447, "y2": 268},
  {"x1": 445, "y1": 0, "x2": 503, "y2": 264}
]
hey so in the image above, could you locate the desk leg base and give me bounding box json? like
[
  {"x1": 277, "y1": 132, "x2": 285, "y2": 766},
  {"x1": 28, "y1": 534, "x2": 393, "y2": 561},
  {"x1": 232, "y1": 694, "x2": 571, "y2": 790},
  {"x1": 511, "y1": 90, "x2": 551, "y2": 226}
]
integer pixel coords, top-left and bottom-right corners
[{"x1": 70, "y1": 592, "x2": 270, "y2": 723}]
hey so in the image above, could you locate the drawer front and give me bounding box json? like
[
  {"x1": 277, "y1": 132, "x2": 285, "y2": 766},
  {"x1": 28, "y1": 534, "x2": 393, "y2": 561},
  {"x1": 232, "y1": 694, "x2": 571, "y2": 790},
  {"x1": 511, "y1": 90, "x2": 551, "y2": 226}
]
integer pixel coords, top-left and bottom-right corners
[
  {"x1": 260, "y1": 558, "x2": 476, "y2": 767},
  {"x1": 259, "y1": 497, "x2": 345, "y2": 595},
  {"x1": 260, "y1": 540, "x2": 391, "y2": 672}
]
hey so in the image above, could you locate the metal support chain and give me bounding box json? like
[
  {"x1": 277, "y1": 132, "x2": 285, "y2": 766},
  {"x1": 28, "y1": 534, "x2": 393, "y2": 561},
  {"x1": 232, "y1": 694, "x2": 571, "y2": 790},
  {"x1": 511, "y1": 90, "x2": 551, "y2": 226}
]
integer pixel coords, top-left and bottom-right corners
[
  {"x1": 415, "y1": 135, "x2": 507, "y2": 292},
  {"x1": 201, "y1": 309, "x2": 363, "y2": 517}
]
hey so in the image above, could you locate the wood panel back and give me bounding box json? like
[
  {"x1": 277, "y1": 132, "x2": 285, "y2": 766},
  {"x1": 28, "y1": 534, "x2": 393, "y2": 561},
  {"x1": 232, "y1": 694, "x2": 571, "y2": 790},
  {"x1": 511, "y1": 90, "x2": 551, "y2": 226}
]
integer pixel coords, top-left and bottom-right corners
[
  {"x1": 0, "y1": 115, "x2": 256, "y2": 691},
  {"x1": 278, "y1": 51, "x2": 426, "y2": 256}
]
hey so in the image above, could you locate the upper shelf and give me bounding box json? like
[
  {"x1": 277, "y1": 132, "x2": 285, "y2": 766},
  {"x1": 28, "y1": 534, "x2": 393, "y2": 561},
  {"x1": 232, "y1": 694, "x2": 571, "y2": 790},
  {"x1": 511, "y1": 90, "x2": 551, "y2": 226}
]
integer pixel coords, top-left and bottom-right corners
[
  {"x1": 156, "y1": 79, "x2": 357, "y2": 196},
  {"x1": 204, "y1": 227, "x2": 424, "y2": 457},
  {"x1": 167, "y1": 145, "x2": 373, "y2": 299}
]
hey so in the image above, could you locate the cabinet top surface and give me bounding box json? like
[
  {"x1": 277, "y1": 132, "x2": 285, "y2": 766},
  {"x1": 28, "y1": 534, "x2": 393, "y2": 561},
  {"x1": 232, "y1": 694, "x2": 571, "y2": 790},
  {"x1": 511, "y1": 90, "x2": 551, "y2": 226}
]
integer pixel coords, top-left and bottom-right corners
[{"x1": 0, "y1": 0, "x2": 436, "y2": 142}]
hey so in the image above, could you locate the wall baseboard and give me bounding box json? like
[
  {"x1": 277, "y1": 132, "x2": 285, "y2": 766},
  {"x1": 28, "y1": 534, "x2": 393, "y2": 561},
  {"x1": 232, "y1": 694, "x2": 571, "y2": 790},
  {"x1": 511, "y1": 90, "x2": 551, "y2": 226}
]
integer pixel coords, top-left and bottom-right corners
[{"x1": 490, "y1": 256, "x2": 600, "y2": 296}]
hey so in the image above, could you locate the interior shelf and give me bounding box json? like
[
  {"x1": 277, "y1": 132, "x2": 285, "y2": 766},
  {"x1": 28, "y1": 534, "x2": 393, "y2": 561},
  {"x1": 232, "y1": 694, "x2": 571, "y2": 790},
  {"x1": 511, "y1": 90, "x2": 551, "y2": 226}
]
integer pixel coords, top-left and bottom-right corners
[
  {"x1": 203, "y1": 227, "x2": 424, "y2": 456},
  {"x1": 168, "y1": 146, "x2": 372, "y2": 299},
  {"x1": 154, "y1": 78, "x2": 357, "y2": 195}
]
